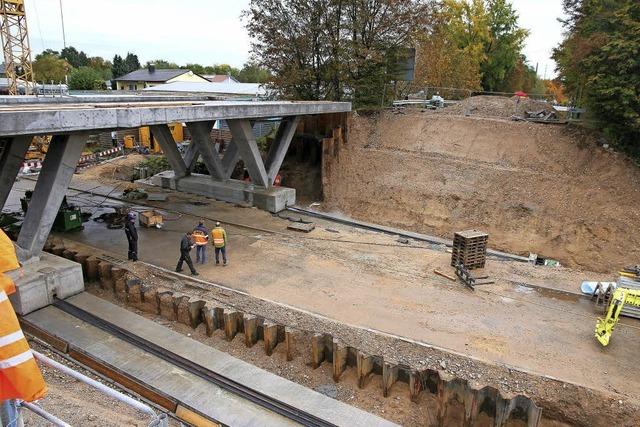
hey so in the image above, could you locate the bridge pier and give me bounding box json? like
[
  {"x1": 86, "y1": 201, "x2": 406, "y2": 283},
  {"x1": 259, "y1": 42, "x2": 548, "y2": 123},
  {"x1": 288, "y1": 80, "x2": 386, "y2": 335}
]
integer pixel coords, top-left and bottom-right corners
[{"x1": 150, "y1": 117, "x2": 300, "y2": 213}]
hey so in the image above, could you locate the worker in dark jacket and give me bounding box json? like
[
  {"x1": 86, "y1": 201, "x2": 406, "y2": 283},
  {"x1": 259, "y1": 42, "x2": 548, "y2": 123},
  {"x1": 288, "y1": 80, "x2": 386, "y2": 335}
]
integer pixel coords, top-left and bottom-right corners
[
  {"x1": 124, "y1": 212, "x2": 138, "y2": 261},
  {"x1": 176, "y1": 231, "x2": 198, "y2": 276}
]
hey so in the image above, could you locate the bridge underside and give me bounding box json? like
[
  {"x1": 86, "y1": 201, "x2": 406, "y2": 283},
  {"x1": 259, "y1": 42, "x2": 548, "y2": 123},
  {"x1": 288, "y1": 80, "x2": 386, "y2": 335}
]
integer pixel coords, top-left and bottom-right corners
[{"x1": 0, "y1": 96, "x2": 350, "y2": 313}]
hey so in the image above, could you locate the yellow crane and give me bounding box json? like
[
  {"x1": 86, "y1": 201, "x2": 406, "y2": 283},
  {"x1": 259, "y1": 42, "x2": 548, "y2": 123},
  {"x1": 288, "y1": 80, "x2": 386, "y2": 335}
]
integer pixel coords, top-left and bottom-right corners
[
  {"x1": 0, "y1": 0, "x2": 34, "y2": 95},
  {"x1": 595, "y1": 287, "x2": 640, "y2": 346}
]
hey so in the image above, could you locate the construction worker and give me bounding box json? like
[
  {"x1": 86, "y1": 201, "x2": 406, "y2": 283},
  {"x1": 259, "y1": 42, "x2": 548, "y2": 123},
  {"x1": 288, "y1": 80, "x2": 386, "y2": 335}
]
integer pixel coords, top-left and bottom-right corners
[
  {"x1": 124, "y1": 212, "x2": 138, "y2": 262},
  {"x1": 176, "y1": 231, "x2": 198, "y2": 276},
  {"x1": 211, "y1": 222, "x2": 228, "y2": 266},
  {"x1": 192, "y1": 221, "x2": 209, "y2": 264},
  {"x1": 0, "y1": 230, "x2": 47, "y2": 425}
]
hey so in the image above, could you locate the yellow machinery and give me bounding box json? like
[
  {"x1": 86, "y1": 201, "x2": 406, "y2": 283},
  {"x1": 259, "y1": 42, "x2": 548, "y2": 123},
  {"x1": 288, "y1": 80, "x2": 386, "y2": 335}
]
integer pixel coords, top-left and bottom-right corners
[
  {"x1": 24, "y1": 135, "x2": 50, "y2": 160},
  {"x1": 138, "y1": 123, "x2": 184, "y2": 153},
  {"x1": 595, "y1": 287, "x2": 640, "y2": 346},
  {"x1": 124, "y1": 135, "x2": 136, "y2": 149}
]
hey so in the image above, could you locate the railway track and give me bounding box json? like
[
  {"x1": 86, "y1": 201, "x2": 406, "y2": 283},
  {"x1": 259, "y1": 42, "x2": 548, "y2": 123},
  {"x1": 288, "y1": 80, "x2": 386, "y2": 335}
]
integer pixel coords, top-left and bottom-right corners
[{"x1": 52, "y1": 297, "x2": 337, "y2": 427}]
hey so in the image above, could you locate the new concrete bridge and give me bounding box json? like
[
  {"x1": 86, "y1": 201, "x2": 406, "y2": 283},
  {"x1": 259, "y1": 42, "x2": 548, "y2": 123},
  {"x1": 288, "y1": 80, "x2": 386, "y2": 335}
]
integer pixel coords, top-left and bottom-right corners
[{"x1": 0, "y1": 95, "x2": 350, "y2": 314}]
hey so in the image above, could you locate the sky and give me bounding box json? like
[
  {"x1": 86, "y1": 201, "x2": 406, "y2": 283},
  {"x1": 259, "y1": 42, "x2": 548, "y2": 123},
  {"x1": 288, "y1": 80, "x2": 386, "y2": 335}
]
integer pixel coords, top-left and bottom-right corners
[{"x1": 25, "y1": 0, "x2": 566, "y2": 77}]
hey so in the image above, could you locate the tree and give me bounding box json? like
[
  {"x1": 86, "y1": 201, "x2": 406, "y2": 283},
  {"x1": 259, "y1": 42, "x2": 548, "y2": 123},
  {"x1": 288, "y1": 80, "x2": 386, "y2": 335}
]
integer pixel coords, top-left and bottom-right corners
[
  {"x1": 60, "y1": 46, "x2": 89, "y2": 68},
  {"x1": 544, "y1": 79, "x2": 567, "y2": 104},
  {"x1": 124, "y1": 52, "x2": 141, "y2": 74},
  {"x1": 208, "y1": 64, "x2": 240, "y2": 78},
  {"x1": 88, "y1": 56, "x2": 112, "y2": 80},
  {"x1": 415, "y1": 0, "x2": 533, "y2": 94},
  {"x1": 111, "y1": 54, "x2": 125, "y2": 79},
  {"x1": 415, "y1": 0, "x2": 486, "y2": 92},
  {"x1": 68, "y1": 66, "x2": 106, "y2": 90},
  {"x1": 183, "y1": 63, "x2": 205, "y2": 74},
  {"x1": 501, "y1": 55, "x2": 543, "y2": 94},
  {"x1": 237, "y1": 62, "x2": 271, "y2": 83},
  {"x1": 34, "y1": 49, "x2": 59, "y2": 61},
  {"x1": 32, "y1": 53, "x2": 70, "y2": 83},
  {"x1": 553, "y1": 0, "x2": 640, "y2": 152},
  {"x1": 146, "y1": 59, "x2": 179, "y2": 69},
  {"x1": 245, "y1": 0, "x2": 431, "y2": 107},
  {"x1": 481, "y1": 0, "x2": 528, "y2": 91},
  {"x1": 112, "y1": 52, "x2": 140, "y2": 80}
]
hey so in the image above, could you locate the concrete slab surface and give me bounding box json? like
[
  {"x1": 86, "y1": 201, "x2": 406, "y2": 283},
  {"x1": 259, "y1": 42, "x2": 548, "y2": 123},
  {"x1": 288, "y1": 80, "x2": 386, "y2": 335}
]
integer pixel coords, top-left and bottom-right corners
[
  {"x1": 0, "y1": 100, "x2": 351, "y2": 136},
  {"x1": 26, "y1": 292, "x2": 396, "y2": 427},
  {"x1": 25, "y1": 303, "x2": 295, "y2": 427}
]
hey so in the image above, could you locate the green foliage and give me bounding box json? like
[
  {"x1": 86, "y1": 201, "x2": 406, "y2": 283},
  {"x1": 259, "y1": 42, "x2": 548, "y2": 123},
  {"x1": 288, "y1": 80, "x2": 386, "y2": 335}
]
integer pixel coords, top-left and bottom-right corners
[
  {"x1": 60, "y1": 46, "x2": 89, "y2": 68},
  {"x1": 124, "y1": 53, "x2": 141, "y2": 73},
  {"x1": 417, "y1": 0, "x2": 532, "y2": 93},
  {"x1": 68, "y1": 67, "x2": 106, "y2": 90},
  {"x1": 553, "y1": 0, "x2": 640, "y2": 151},
  {"x1": 244, "y1": 0, "x2": 431, "y2": 108},
  {"x1": 112, "y1": 52, "x2": 140, "y2": 80},
  {"x1": 138, "y1": 157, "x2": 170, "y2": 176},
  {"x1": 146, "y1": 59, "x2": 179, "y2": 69},
  {"x1": 183, "y1": 63, "x2": 206, "y2": 74},
  {"x1": 237, "y1": 63, "x2": 271, "y2": 83},
  {"x1": 35, "y1": 49, "x2": 59, "y2": 60},
  {"x1": 88, "y1": 57, "x2": 113, "y2": 80},
  {"x1": 481, "y1": 0, "x2": 528, "y2": 91},
  {"x1": 32, "y1": 54, "x2": 70, "y2": 83}
]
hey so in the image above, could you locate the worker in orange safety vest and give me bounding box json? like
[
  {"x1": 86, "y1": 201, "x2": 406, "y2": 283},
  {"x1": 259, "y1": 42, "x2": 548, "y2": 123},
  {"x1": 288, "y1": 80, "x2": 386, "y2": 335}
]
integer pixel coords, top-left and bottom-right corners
[
  {"x1": 0, "y1": 230, "x2": 47, "y2": 425},
  {"x1": 211, "y1": 222, "x2": 228, "y2": 266},
  {"x1": 192, "y1": 221, "x2": 209, "y2": 264}
]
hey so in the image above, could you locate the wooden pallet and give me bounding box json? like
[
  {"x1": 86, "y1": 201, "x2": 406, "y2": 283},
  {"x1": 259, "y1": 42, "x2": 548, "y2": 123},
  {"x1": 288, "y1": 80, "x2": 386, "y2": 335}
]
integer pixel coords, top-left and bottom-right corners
[{"x1": 451, "y1": 230, "x2": 488, "y2": 270}]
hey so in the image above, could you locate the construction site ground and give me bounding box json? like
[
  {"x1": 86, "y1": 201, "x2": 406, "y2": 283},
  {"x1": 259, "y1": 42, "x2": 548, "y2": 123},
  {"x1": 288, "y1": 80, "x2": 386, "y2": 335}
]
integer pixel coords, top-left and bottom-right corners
[
  {"x1": 23, "y1": 341, "x2": 169, "y2": 426},
  {"x1": 323, "y1": 102, "x2": 640, "y2": 273},
  {"x1": 7, "y1": 163, "x2": 640, "y2": 425}
]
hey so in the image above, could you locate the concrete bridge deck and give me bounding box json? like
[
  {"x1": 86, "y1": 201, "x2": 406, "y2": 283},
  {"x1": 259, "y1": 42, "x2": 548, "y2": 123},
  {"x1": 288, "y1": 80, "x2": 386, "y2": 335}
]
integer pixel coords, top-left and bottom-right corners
[{"x1": 0, "y1": 99, "x2": 350, "y2": 136}]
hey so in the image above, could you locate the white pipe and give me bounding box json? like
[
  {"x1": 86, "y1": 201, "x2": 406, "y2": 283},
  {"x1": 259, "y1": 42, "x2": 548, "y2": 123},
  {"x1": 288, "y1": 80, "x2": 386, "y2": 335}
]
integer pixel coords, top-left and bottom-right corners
[
  {"x1": 20, "y1": 401, "x2": 70, "y2": 427},
  {"x1": 32, "y1": 350, "x2": 157, "y2": 418}
]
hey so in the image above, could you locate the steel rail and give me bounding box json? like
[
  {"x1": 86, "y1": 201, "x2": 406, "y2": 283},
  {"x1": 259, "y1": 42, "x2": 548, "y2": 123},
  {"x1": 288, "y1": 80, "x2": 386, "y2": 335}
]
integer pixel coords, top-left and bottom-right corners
[
  {"x1": 286, "y1": 206, "x2": 529, "y2": 262},
  {"x1": 52, "y1": 298, "x2": 337, "y2": 427}
]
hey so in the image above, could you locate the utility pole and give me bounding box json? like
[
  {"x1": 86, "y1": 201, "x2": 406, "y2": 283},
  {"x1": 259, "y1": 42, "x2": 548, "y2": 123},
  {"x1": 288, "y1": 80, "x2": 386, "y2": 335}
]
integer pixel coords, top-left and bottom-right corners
[
  {"x1": 0, "y1": 0, "x2": 35, "y2": 95},
  {"x1": 59, "y1": 0, "x2": 66, "y2": 48}
]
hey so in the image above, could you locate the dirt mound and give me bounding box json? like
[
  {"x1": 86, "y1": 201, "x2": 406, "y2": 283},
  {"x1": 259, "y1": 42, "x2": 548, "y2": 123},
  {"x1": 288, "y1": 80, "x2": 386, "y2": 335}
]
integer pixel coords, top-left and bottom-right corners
[
  {"x1": 322, "y1": 110, "x2": 640, "y2": 272},
  {"x1": 78, "y1": 153, "x2": 146, "y2": 183},
  {"x1": 444, "y1": 95, "x2": 553, "y2": 119}
]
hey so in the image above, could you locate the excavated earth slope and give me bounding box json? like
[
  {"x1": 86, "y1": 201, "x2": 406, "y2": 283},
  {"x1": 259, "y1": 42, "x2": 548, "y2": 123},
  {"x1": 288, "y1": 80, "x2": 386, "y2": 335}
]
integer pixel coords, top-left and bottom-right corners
[{"x1": 323, "y1": 108, "x2": 640, "y2": 272}]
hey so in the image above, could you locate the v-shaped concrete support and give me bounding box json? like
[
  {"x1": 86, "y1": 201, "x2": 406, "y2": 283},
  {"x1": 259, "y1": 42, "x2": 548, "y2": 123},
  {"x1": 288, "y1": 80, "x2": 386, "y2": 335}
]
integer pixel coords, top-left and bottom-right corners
[
  {"x1": 227, "y1": 119, "x2": 269, "y2": 187},
  {"x1": 186, "y1": 121, "x2": 226, "y2": 180},
  {"x1": 264, "y1": 116, "x2": 301, "y2": 186},
  {"x1": 150, "y1": 124, "x2": 189, "y2": 178},
  {"x1": 221, "y1": 140, "x2": 240, "y2": 179},
  {"x1": 182, "y1": 140, "x2": 200, "y2": 171},
  {"x1": 0, "y1": 136, "x2": 31, "y2": 211},
  {"x1": 16, "y1": 133, "x2": 89, "y2": 261}
]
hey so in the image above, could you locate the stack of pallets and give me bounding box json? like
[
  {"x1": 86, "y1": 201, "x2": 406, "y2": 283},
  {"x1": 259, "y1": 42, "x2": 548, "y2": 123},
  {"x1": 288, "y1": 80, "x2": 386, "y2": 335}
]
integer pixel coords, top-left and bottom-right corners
[{"x1": 451, "y1": 230, "x2": 488, "y2": 270}]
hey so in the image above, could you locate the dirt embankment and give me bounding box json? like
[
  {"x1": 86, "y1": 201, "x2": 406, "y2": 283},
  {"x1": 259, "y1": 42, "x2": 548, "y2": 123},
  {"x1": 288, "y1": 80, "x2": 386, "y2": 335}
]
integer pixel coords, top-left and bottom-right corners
[{"x1": 323, "y1": 108, "x2": 640, "y2": 272}]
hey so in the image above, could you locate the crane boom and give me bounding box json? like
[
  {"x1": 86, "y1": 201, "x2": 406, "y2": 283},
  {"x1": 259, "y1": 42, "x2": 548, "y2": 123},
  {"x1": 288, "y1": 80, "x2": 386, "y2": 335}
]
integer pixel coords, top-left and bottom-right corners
[
  {"x1": 0, "y1": 0, "x2": 34, "y2": 95},
  {"x1": 595, "y1": 287, "x2": 640, "y2": 346}
]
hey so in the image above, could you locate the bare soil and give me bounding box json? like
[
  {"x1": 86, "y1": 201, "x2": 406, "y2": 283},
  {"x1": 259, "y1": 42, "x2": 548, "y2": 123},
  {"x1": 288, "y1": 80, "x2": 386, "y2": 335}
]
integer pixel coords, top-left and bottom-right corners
[
  {"x1": 78, "y1": 153, "x2": 146, "y2": 183},
  {"x1": 22, "y1": 341, "x2": 175, "y2": 427},
  {"x1": 443, "y1": 95, "x2": 554, "y2": 119},
  {"x1": 323, "y1": 106, "x2": 640, "y2": 272}
]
